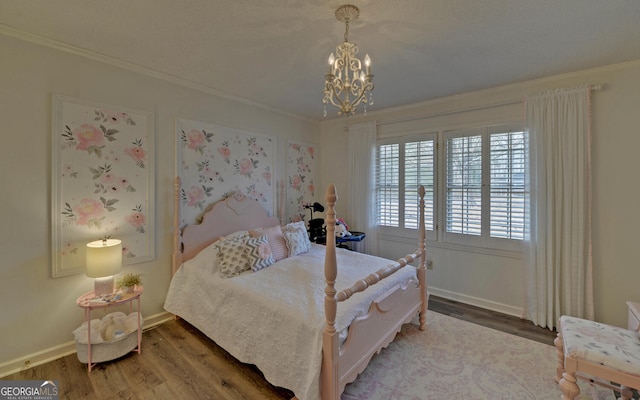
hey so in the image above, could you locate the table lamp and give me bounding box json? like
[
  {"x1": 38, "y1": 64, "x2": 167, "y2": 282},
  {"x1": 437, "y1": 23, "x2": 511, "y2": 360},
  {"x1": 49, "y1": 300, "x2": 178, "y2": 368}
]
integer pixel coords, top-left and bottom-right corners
[{"x1": 86, "y1": 239, "x2": 122, "y2": 296}]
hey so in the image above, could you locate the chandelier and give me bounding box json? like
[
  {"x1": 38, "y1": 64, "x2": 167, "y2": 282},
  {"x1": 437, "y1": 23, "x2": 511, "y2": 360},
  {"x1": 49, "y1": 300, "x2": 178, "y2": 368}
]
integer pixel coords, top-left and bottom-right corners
[{"x1": 323, "y1": 4, "x2": 374, "y2": 117}]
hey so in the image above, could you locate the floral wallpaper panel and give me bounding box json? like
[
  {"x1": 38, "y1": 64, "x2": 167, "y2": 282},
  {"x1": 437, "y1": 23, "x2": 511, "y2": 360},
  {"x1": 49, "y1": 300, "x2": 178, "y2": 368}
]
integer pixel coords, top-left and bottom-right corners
[
  {"x1": 52, "y1": 95, "x2": 155, "y2": 277},
  {"x1": 286, "y1": 141, "x2": 318, "y2": 224},
  {"x1": 177, "y1": 119, "x2": 275, "y2": 227}
]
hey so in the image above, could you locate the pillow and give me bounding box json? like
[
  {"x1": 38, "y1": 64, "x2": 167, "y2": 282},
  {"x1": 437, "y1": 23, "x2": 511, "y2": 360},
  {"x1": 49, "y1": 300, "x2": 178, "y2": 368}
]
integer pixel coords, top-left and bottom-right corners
[
  {"x1": 244, "y1": 234, "x2": 274, "y2": 272},
  {"x1": 284, "y1": 228, "x2": 311, "y2": 257},
  {"x1": 283, "y1": 221, "x2": 312, "y2": 250},
  {"x1": 223, "y1": 230, "x2": 249, "y2": 242},
  {"x1": 249, "y1": 225, "x2": 288, "y2": 261},
  {"x1": 216, "y1": 238, "x2": 251, "y2": 278},
  {"x1": 283, "y1": 221, "x2": 307, "y2": 233}
]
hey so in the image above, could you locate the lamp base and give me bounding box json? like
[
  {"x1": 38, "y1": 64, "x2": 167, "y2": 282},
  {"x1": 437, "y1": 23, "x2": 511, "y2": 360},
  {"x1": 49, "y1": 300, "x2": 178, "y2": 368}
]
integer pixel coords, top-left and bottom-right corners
[{"x1": 94, "y1": 276, "x2": 115, "y2": 297}]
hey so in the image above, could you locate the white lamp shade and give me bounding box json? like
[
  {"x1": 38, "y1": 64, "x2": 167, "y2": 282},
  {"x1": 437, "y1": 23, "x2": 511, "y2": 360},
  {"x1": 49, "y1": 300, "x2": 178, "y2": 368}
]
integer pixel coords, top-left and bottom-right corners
[{"x1": 86, "y1": 239, "x2": 122, "y2": 278}]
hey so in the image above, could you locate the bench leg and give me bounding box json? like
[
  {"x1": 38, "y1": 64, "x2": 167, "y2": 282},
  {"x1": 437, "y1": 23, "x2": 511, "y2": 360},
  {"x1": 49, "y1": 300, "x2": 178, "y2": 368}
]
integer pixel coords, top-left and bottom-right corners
[
  {"x1": 554, "y1": 332, "x2": 565, "y2": 384},
  {"x1": 559, "y1": 371, "x2": 580, "y2": 400},
  {"x1": 620, "y1": 385, "x2": 633, "y2": 400}
]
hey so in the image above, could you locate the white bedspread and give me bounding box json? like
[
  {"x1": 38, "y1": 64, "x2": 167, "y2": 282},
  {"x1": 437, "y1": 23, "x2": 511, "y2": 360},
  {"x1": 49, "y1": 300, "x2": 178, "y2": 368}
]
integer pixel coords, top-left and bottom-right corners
[{"x1": 164, "y1": 244, "x2": 418, "y2": 400}]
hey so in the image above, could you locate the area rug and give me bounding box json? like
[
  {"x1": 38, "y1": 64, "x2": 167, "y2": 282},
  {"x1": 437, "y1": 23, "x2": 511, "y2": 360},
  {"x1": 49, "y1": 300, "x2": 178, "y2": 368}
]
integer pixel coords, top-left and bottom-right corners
[{"x1": 341, "y1": 311, "x2": 615, "y2": 400}]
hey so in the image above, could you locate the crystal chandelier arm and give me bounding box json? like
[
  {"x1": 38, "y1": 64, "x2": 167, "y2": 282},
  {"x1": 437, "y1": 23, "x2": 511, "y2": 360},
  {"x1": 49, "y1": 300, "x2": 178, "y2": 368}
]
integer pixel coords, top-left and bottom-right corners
[
  {"x1": 324, "y1": 79, "x2": 345, "y2": 109},
  {"x1": 348, "y1": 57, "x2": 362, "y2": 74},
  {"x1": 325, "y1": 74, "x2": 345, "y2": 96},
  {"x1": 347, "y1": 80, "x2": 374, "y2": 112}
]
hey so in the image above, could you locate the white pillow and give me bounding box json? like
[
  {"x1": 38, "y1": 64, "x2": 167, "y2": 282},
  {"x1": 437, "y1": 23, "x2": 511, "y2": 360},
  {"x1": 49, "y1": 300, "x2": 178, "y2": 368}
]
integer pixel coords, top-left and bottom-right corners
[
  {"x1": 283, "y1": 229, "x2": 311, "y2": 257},
  {"x1": 283, "y1": 221, "x2": 306, "y2": 233},
  {"x1": 283, "y1": 221, "x2": 312, "y2": 251}
]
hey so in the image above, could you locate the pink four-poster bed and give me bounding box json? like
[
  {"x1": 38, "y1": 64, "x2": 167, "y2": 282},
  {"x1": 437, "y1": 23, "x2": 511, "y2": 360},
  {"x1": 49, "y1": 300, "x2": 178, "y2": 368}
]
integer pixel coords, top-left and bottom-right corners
[{"x1": 164, "y1": 178, "x2": 429, "y2": 400}]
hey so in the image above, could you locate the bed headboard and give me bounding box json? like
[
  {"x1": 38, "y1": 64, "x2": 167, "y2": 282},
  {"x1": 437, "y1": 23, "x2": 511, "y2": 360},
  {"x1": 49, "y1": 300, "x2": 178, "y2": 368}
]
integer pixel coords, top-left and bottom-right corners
[{"x1": 172, "y1": 177, "x2": 279, "y2": 273}]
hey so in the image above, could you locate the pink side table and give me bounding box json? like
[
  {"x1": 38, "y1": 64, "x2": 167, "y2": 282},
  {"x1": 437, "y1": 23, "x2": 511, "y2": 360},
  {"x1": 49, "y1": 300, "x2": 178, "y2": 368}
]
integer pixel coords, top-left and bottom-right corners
[{"x1": 76, "y1": 287, "x2": 143, "y2": 372}]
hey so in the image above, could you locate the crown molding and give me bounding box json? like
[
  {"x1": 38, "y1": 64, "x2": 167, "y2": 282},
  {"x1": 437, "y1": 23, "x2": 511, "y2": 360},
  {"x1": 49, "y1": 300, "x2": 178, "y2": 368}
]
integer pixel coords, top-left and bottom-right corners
[{"x1": 0, "y1": 23, "x2": 316, "y2": 124}]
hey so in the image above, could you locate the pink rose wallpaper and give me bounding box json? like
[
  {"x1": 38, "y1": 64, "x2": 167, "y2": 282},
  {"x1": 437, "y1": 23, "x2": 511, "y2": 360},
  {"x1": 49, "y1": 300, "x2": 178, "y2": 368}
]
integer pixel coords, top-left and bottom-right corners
[
  {"x1": 52, "y1": 95, "x2": 155, "y2": 276},
  {"x1": 287, "y1": 141, "x2": 318, "y2": 224},
  {"x1": 178, "y1": 119, "x2": 275, "y2": 227}
]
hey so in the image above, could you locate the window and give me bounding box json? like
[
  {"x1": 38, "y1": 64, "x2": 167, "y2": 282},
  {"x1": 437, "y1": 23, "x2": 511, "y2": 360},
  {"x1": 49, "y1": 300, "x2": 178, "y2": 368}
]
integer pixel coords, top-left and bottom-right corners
[
  {"x1": 444, "y1": 126, "x2": 527, "y2": 249},
  {"x1": 376, "y1": 135, "x2": 435, "y2": 233},
  {"x1": 375, "y1": 125, "x2": 526, "y2": 251}
]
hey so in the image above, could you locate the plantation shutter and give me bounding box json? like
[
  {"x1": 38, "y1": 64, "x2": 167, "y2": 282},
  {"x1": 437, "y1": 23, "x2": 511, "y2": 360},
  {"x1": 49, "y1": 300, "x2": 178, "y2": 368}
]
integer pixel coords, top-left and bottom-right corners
[
  {"x1": 404, "y1": 140, "x2": 434, "y2": 230},
  {"x1": 489, "y1": 131, "x2": 527, "y2": 240},
  {"x1": 446, "y1": 134, "x2": 482, "y2": 235},
  {"x1": 377, "y1": 143, "x2": 400, "y2": 227}
]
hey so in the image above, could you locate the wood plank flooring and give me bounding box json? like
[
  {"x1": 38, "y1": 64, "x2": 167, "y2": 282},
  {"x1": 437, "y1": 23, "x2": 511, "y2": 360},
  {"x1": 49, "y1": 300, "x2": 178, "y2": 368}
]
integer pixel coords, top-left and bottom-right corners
[
  {"x1": 5, "y1": 296, "x2": 557, "y2": 399},
  {"x1": 428, "y1": 296, "x2": 557, "y2": 346}
]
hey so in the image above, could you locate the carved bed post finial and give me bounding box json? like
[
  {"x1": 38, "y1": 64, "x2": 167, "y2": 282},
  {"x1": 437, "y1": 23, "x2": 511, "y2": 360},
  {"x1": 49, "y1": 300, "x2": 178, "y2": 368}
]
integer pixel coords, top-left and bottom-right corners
[{"x1": 418, "y1": 185, "x2": 428, "y2": 330}]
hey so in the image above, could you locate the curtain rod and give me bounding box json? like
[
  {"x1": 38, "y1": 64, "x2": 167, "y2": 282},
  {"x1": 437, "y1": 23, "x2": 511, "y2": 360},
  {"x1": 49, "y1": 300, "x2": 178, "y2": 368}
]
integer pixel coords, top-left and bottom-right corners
[{"x1": 375, "y1": 84, "x2": 603, "y2": 128}]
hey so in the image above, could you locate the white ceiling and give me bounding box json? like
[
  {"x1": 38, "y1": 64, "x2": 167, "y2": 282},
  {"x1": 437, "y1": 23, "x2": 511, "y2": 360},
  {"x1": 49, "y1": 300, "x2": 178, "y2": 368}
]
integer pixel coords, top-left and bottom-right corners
[{"x1": 2, "y1": 0, "x2": 640, "y2": 121}]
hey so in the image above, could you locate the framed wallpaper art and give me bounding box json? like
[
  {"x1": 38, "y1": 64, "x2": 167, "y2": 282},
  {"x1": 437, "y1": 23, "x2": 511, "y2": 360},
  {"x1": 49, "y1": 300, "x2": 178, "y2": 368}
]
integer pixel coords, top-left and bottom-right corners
[
  {"x1": 177, "y1": 118, "x2": 275, "y2": 228},
  {"x1": 286, "y1": 141, "x2": 318, "y2": 223},
  {"x1": 51, "y1": 94, "x2": 155, "y2": 277}
]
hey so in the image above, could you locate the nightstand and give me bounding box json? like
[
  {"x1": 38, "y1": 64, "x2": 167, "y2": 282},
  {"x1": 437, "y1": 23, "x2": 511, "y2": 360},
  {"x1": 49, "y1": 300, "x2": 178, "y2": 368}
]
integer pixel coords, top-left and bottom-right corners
[{"x1": 76, "y1": 287, "x2": 143, "y2": 372}]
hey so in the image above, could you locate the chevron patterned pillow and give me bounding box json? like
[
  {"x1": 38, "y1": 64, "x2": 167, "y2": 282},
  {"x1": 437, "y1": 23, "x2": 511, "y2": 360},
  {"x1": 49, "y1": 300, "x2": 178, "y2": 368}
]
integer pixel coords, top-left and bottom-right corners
[{"x1": 245, "y1": 234, "x2": 275, "y2": 272}]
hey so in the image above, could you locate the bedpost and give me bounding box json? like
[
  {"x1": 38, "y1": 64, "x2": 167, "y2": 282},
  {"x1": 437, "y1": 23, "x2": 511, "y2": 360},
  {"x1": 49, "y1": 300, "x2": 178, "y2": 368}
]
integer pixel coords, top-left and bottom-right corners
[
  {"x1": 172, "y1": 177, "x2": 183, "y2": 276},
  {"x1": 418, "y1": 185, "x2": 428, "y2": 330},
  {"x1": 279, "y1": 179, "x2": 285, "y2": 225},
  {"x1": 322, "y1": 184, "x2": 340, "y2": 400}
]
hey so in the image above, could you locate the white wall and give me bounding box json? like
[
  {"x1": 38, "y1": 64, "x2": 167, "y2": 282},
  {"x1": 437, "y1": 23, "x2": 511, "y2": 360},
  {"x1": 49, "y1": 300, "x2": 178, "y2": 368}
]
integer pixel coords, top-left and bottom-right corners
[
  {"x1": 320, "y1": 60, "x2": 640, "y2": 327},
  {"x1": 0, "y1": 33, "x2": 319, "y2": 372}
]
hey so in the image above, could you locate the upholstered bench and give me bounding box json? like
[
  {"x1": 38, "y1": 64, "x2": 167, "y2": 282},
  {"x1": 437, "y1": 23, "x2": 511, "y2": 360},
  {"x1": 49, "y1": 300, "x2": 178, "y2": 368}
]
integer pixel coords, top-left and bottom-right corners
[{"x1": 555, "y1": 315, "x2": 640, "y2": 400}]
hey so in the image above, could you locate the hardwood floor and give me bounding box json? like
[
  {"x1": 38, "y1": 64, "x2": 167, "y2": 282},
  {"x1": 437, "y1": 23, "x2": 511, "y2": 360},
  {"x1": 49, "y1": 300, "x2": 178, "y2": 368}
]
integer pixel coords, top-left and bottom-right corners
[
  {"x1": 5, "y1": 296, "x2": 557, "y2": 399},
  {"x1": 428, "y1": 296, "x2": 557, "y2": 346}
]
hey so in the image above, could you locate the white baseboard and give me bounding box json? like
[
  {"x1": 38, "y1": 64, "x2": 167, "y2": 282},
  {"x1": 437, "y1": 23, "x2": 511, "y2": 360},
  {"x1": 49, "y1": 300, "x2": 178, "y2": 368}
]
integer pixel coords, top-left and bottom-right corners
[
  {"x1": 0, "y1": 311, "x2": 173, "y2": 378},
  {"x1": 429, "y1": 287, "x2": 524, "y2": 318}
]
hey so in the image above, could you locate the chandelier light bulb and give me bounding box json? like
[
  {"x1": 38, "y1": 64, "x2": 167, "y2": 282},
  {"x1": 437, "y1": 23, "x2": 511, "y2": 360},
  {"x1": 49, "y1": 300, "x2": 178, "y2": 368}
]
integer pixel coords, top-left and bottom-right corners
[{"x1": 328, "y1": 53, "x2": 336, "y2": 74}]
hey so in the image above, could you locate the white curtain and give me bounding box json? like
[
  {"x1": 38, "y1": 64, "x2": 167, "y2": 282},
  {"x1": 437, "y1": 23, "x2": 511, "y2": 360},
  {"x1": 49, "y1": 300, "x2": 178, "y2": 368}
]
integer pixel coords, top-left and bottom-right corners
[
  {"x1": 524, "y1": 86, "x2": 593, "y2": 330},
  {"x1": 347, "y1": 121, "x2": 378, "y2": 255}
]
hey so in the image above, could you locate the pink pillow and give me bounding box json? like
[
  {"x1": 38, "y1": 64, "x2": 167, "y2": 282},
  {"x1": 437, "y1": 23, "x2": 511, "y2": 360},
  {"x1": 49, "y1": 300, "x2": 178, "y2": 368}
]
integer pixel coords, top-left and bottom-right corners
[{"x1": 249, "y1": 225, "x2": 288, "y2": 261}]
